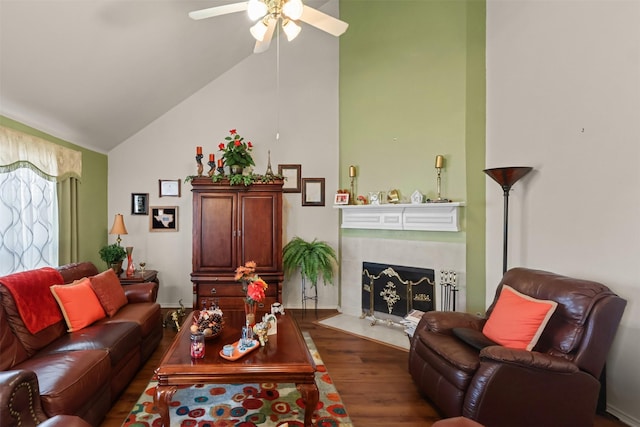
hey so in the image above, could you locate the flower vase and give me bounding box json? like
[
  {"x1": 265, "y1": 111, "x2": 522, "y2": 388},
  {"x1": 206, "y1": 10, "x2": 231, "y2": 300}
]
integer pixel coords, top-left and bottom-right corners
[
  {"x1": 244, "y1": 301, "x2": 257, "y2": 327},
  {"x1": 230, "y1": 165, "x2": 243, "y2": 175},
  {"x1": 126, "y1": 246, "x2": 135, "y2": 277}
]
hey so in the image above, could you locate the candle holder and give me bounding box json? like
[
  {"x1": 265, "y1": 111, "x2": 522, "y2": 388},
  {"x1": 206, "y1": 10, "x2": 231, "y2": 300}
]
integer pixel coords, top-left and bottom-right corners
[
  {"x1": 429, "y1": 155, "x2": 450, "y2": 203},
  {"x1": 349, "y1": 165, "x2": 357, "y2": 205},
  {"x1": 207, "y1": 160, "x2": 216, "y2": 177},
  {"x1": 195, "y1": 154, "x2": 204, "y2": 177}
]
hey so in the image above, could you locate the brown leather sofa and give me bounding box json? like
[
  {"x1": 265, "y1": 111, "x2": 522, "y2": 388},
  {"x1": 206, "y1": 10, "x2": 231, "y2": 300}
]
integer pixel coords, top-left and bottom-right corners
[
  {"x1": 0, "y1": 262, "x2": 163, "y2": 427},
  {"x1": 409, "y1": 268, "x2": 626, "y2": 427}
]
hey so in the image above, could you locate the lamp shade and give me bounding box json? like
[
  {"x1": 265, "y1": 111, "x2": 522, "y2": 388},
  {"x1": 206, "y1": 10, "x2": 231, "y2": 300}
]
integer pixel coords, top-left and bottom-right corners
[
  {"x1": 250, "y1": 20, "x2": 269, "y2": 41},
  {"x1": 484, "y1": 167, "x2": 533, "y2": 192},
  {"x1": 109, "y1": 214, "x2": 128, "y2": 236},
  {"x1": 282, "y1": 19, "x2": 301, "y2": 41}
]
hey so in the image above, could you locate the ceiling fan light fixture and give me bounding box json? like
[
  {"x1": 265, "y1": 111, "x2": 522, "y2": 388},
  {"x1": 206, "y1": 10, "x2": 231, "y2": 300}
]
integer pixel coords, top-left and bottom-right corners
[
  {"x1": 247, "y1": 0, "x2": 268, "y2": 20},
  {"x1": 282, "y1": 19, "x2": 301, "y2": 41},
  {"x1": 282, "y1": 0, "x2": 303, "y2": 20},
  {"x1": 250, "y1": 19, "x2": 269, "y2": 41}
]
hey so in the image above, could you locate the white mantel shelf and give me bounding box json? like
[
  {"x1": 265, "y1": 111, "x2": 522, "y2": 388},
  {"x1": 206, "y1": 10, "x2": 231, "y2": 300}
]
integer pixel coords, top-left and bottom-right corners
[{"x1": 334, "y1": 202, "x2": 464, "y2": 232}]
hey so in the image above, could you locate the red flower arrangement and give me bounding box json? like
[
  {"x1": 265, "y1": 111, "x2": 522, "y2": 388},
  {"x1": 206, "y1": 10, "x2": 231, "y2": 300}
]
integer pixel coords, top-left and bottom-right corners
[
  {"x1": 218, "y1": 129, "x2": 255, "y2": 169},
  {"x1": 235, "y1": 261, "x2": 268, "y2": 304}
]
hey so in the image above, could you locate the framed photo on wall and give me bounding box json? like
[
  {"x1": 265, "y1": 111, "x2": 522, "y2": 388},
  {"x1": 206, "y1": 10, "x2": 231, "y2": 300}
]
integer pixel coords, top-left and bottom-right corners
[
  {"x1": 131, "y1": 193, "x2": 149, "y2": 215},
  {"x1": 278, "y1": 164, "x2": 302, "y2": 193},
  {"x1": 150, "y1": 206, "x2": 178, "y2": 232},
  {"x1": 159, "y1": 179, "x2": 181, "y2": 197},
  {"x1": 302, "y1": 178, "x2": 325, "y2": 207}
]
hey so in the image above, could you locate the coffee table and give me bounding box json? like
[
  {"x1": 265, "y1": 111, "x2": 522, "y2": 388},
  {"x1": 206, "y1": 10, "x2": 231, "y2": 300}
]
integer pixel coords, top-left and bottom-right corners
[{"x1": 154, "y1": 311, "x2": 318, "y2": 426}]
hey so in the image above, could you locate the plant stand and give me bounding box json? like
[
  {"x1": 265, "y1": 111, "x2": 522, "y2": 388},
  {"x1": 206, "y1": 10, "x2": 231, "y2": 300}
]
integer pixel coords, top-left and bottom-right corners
[{"x1": 301, "y1": 277, "x2": 318, "y2": 317}]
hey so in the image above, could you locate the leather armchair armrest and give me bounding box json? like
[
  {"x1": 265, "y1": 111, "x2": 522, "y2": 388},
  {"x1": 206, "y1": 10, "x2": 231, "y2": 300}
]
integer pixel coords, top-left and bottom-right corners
[
  {"x1": 480, "y1": 346, "x2": 579, "y2": 373},
  {"x1": 0, "y1": 370, "x2": 48, "y2": 427},
  {"x1": 420, "y1": 311, "x2": 486, "y2": 336},
  {"x1": 124, "y1": 282, "x2": 159, "y2": 303}
]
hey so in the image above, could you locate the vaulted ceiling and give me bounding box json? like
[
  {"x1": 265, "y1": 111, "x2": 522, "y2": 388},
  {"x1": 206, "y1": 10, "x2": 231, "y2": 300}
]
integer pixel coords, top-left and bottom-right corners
[{"x1": 0, "y1": 0, "x2": 332, "y2": 153}]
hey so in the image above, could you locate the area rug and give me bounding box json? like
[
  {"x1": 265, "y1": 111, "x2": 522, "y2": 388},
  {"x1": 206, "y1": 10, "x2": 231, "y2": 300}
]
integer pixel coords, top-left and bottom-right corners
[
  {"x1": 316, "y1": 313, "x2": 410, "y2": 351},
  {"x1": 122, "y1": 332, "x2": 352, "y2": 427}
]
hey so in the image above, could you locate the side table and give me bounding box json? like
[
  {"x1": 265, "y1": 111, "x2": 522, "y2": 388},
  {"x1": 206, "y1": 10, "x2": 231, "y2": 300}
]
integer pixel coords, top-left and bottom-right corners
[{"x1": 119, "y1": 269, "x2": 159, "y2": 286}]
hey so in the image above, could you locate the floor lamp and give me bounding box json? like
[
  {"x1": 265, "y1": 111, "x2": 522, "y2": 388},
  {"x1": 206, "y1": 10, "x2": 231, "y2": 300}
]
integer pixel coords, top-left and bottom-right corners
[{"x1": 484, "y1": 166, "x2": 533, "y2": 274}]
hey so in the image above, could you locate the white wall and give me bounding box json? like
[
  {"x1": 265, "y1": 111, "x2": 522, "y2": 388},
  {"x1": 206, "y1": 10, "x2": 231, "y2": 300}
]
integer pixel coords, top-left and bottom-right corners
[
  {"x1": 108, "y1": 1, "x2": 341, "y2": 312},
  {"x1": 487, "y1": 0, "x2": 640, "y2": 424}
]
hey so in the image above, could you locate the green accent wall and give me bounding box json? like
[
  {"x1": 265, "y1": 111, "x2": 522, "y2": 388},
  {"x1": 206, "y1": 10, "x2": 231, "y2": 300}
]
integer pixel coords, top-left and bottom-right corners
[
  {"x1": 339, "y1": 0, "x2": 486, "y2": 312},
  {"x1": 0, "y1": 115, "x2": 108, "y2": 269}
]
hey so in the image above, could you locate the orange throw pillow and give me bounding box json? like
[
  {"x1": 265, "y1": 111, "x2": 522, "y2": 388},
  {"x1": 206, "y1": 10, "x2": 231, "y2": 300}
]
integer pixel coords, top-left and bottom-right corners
[
  {"x1": 50, "y1": 278, "x2": 106, "y2": 332},
  {"x1": 89, "y1": 269, "x2": 128, "y2": 317},
  {"x1": 482, "y1": 284, "x2": 558, "y2": 351}
]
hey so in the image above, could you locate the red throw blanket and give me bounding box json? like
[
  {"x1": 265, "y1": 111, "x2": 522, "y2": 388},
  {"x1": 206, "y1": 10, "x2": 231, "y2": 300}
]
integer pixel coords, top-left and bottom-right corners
[{"x1": 0, "y1": 267, "x2": 65, "y2": 334}]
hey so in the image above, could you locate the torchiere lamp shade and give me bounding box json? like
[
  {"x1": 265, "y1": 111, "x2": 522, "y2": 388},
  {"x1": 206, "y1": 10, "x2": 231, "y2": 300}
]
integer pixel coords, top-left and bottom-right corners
[
  {"x1": 484, "y1": 166, "x2": 533, "y2": 274},
  {"x1": 484, "y1": 167, "x2": 533, "y2": 192}
]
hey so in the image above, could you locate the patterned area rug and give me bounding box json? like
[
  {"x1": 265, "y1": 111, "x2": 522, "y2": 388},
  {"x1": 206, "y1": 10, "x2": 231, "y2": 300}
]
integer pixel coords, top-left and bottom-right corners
[{"x1": 122, "y1": 332, "x2": 352, "y2": 427}]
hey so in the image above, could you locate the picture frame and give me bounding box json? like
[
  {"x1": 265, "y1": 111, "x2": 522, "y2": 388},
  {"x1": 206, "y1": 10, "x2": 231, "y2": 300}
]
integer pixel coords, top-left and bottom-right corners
[
  {"x1": 131, "y1": 193, "x2": 149, "y2": 215},
  {"x1": 159, "y1": 179, "x2": 181, "y2": 197},
  {"x1": 150, "y1": 206, "x2": 178, "y2": 232},
  {"x1": 278, "y1": 164, "x2": 302, "y2": 193},
  {"x1": 302, "y1": 178, "x2": 325, "y2": 207},
  {"x1": 334, "y1": 192, "x2": 349, "y2": 205}
]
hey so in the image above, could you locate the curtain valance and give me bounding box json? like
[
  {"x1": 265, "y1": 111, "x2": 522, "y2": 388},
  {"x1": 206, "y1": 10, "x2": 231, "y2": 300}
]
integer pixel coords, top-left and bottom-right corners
[{"x1": 0, "y1": 125, "x2": 82, "y2": 181}]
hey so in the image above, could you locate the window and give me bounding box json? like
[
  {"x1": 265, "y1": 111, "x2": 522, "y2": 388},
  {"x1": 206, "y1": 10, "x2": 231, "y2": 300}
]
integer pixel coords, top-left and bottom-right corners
[
  {"x1": 0, "y1": 125, "x2": 81, "y2": 275},
  {"x1": 0, "y1": 168, "x2": 59, "y2": 275}
]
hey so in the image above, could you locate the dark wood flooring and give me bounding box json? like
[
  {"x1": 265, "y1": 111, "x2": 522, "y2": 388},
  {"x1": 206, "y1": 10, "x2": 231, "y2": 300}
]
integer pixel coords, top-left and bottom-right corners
[{"x1": 100, "y1": 309, "x2": 628, "y2": 427}]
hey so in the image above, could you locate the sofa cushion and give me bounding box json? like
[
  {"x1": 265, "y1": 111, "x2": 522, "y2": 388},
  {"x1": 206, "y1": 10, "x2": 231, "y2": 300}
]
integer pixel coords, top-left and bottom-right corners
[
  {"x1": 89, "y1": 269, "x2": 128, "y2": 317},
  {"x1": 0, "y1": 285, "x2": 67, "y2": 356},
  {"x1": 50, "y1": 278, "x2": 106, "y2": 332},
  {"x1": 39, "y1": 321, "x2": 141, "y2": 367},
  {"x1": 14, "y1": 349, "x2": 111, "y2": 417},
  {"x1": 96, "y1": 302, "x2": 161, "y2": 338},
  {"x1": 482, "y1": 284, "x2": 557, "y2": 351}
]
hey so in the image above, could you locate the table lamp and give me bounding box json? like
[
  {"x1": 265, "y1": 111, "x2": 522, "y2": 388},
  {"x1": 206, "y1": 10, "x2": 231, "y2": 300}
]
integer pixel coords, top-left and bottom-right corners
[{"x1": 109, "y1": 214, "x2": 128, "y2": 246}]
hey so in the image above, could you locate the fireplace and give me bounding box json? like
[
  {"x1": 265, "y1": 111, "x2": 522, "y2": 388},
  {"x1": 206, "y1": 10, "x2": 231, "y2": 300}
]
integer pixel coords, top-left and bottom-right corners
[{"x1": 362, "y1": 262, "x2": 434, "y2": 318}]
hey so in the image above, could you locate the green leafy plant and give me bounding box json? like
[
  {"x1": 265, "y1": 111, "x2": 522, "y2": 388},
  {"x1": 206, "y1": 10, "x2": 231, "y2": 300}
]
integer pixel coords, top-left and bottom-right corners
[
  {"x1": 283, "y1": 237, "x2": 338, "y2": 287},
  {"x1": 218, "y1": 129, "x2": 255, "y2": 168},
  {"x1": 98, "y1": 243, "x2": 127, "y2": 267}
]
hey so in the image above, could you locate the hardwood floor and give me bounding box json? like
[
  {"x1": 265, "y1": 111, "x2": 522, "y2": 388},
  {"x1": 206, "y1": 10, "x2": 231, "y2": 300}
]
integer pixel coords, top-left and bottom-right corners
[{"x1": 100, "y1": 309, "x2": 628, "y2": 427}]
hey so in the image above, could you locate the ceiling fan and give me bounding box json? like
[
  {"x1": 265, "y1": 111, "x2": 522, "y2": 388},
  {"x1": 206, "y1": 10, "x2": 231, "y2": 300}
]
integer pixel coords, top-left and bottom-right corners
[{"x1": 189, "y1": 0, "x2": 349, "y2": 53}]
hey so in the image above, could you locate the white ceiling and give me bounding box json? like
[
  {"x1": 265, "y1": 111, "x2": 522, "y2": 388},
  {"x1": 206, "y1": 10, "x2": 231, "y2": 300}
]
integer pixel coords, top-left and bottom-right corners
[{"x1": 0, "y1": 0, "x2": 331, "y2": 153}]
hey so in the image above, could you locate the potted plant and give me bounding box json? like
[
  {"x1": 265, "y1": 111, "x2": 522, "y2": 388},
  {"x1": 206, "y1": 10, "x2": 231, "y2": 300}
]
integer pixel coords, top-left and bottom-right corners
[
  {"x1": 218, "y1": 129, "x2": 255, "y2": 174},
  {"x1": 282, "y1": 237, "x2": 338, "y2": 287},
  {"x1": 99, "y1": 243, "x2": 127, "y2": 274}
]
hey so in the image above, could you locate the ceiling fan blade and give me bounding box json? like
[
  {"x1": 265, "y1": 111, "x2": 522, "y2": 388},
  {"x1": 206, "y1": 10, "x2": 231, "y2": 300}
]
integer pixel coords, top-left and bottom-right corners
[
  {"x1": 299, "y1": 5, "x2": 349, "y2": 37},
  {"x1": 189, "y1": 2, "x2": 248, "y2": 20},
  {"x1": 253, "y1": 19, "x2": 276, "y2": 53}
]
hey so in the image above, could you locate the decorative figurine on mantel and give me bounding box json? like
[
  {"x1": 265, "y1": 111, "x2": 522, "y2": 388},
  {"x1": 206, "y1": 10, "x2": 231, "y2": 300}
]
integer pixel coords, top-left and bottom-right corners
[{"x1": 411, "y1": 190, "x2": 424, "y2": 204}]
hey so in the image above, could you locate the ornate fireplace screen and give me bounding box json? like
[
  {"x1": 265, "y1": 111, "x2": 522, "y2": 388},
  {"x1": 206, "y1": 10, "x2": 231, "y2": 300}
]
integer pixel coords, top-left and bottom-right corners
[{"x1": 362, "y1": 262, "x2": 434, "y2": 318}]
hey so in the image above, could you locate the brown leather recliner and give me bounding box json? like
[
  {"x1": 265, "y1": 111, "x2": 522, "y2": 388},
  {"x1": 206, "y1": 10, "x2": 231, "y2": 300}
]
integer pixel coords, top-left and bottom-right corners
[{"x1": 409, "y1": 268, "x2": 626, "y2": 427}]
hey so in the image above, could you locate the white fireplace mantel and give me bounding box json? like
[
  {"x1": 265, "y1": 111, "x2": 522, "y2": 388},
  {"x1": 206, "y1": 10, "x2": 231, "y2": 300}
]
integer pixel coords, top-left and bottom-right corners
[{"x1": 334, "y1": 202, "x2": 464, "y2": 232}]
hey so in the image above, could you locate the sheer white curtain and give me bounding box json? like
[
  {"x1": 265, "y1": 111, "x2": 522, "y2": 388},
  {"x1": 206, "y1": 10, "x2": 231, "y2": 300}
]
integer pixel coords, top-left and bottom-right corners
[
  {"x1": 0, "y1": 168, "x2": 59, "y2": 274},
  {"x1": 0, "y1": 125, "x2": 81, "y2": 275}
]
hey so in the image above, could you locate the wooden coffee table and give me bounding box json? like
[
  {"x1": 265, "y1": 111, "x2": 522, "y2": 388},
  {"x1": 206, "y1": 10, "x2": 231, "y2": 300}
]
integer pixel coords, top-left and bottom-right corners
[{"x1": 154, "y1": 311, "x2": 318, "y2": 426}]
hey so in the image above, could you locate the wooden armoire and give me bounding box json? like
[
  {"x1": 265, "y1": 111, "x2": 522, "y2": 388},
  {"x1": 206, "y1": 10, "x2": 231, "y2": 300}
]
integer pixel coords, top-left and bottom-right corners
[{"x1": 190, "y1": 177, "x2": 284, "y2": 311}]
